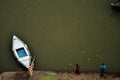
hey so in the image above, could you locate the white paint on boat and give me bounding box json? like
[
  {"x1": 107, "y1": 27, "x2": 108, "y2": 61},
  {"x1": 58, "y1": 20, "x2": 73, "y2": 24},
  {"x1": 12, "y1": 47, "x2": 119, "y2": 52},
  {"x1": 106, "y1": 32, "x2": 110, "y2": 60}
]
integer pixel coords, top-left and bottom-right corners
[{"x1": 12, "y1": 35, "x2": 32, "y2": 69}]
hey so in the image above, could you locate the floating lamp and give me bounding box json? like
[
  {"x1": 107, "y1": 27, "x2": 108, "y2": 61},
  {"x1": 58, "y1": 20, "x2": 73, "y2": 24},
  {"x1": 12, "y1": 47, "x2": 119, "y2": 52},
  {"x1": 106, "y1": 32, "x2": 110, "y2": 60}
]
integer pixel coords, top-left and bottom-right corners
[
  {"x1": 64, "y1": 67, "x2": 67, "y2": 70},
  {"x1": 96, "y1": 54, "x2": 99, "y2": 58},
  {"x1": 82, "y1": 50, "x2": 85, "y2": 54},
  {"x1": 88, "y1": 58, "x2": 90, "y2": 62},
  {"x1": 99, "y1": 56, "x2": 103, "y2": 59},
  {"x1": 69, "y1": 63, "x2": 72, "y2": 66}
]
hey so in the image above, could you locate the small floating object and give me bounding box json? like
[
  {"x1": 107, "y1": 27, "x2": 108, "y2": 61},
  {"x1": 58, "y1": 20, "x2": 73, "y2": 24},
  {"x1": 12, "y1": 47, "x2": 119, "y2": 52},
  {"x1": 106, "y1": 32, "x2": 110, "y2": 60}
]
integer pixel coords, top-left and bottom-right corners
[
  {"x1": 96, "y1": 54, "x2": 99, "y2": 58},
  {"x1": 69, "y1": 63, "x2": 72, "y2": 66},
  {"x1": 87, "y1": 58, "x2": 91, "y2": 62},
  {"x1": 82, "y1": 50, "x2": 85, "y2": 54},
  {"x1": 99, "y1": 56, "x2": 103, "y2": 59},
  {"x1": 64, "y1": 67, "x2": 67, "y2": 70}
]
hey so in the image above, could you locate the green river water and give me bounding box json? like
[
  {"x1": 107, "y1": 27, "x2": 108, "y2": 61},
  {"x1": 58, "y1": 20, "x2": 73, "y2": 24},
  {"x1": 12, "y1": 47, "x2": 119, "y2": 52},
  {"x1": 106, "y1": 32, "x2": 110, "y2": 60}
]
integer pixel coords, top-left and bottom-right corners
[{"x1": 0, "y1": 0, "x2": 120, "y2": 72}]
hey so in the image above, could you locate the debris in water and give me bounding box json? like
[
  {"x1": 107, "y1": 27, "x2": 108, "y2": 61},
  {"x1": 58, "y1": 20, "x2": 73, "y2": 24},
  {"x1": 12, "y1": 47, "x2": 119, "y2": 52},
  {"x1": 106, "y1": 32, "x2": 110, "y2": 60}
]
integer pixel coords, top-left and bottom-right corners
[
  {"x1": 69, "y1": 63, "x2": 72, "y2": 66},
  {"x1": 96, "y1": 54, "x2": 99, "y2": 58},
  {"x1": 64, "y1": 67, "x2": 67, "y2": 70},
  {"x1": 88, "y1": 58, "x2": 91, "y2": 62},
  {"x1": 82, "y1": 50, "x2": 85, "y2": 54},
  {"x1": 99, "y1": 56, "x2": 103, "y2": 59}
]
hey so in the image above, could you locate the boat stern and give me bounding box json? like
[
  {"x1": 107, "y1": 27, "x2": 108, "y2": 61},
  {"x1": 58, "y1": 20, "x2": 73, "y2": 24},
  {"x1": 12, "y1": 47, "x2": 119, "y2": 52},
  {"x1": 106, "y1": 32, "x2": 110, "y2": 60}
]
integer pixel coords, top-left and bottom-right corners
[{"x1": 20, "y1": 58, "x2": 31, "y2": 69}]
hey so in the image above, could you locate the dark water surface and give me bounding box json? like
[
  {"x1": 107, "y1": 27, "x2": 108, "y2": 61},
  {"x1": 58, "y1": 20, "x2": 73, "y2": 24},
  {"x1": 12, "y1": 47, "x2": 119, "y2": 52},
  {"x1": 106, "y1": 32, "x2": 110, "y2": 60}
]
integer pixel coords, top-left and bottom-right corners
[{"x1": 0, "y1": 0, "x2": 120, "y2": 72}]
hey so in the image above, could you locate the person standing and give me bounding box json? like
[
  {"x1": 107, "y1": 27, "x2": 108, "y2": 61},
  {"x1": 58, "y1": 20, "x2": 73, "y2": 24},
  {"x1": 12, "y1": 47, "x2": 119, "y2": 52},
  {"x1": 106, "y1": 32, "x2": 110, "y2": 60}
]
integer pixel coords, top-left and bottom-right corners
[
  {"x1": 75, "y1": 64, "x2": 80, "y2": 74},
  {"x1": 28, "y1": 57, "x2": 35, "y2": 79},
  {"x1": 100, "y1": 63, "x2": 106, "y2": 77}
]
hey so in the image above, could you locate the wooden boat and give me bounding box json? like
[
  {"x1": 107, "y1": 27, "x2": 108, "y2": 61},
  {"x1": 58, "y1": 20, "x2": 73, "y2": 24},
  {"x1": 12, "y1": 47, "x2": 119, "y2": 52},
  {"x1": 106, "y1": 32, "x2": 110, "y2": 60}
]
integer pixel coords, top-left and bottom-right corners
[{"x1": 12, "y1": 35, "x2": 32, "y2": 69}]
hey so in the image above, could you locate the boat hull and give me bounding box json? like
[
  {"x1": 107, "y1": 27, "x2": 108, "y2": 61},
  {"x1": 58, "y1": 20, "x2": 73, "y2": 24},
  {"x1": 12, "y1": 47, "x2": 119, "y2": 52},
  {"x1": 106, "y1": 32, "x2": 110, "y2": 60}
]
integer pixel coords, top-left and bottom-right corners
[{"x1": 12, "y1": 35, "x2": 32, "y2": 69}]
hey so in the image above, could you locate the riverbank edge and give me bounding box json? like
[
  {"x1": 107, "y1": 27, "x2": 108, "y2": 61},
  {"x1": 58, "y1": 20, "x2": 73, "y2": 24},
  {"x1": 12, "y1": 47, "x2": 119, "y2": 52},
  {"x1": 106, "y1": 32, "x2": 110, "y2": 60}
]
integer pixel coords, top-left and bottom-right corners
[{"x1": 0, "y1": 71, "x2": 119, "y2": 80}]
